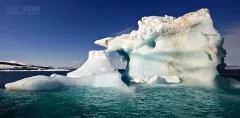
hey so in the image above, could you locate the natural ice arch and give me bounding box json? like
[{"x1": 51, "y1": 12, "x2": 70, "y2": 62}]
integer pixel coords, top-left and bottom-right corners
[{"x1": 116, "y1": 50, "x2": 131, "y2": 85}]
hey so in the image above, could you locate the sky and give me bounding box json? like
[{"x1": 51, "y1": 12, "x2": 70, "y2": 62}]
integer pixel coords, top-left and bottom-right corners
[{"x1": 0, "y1": 0, "x2": 239, "y2": 68}]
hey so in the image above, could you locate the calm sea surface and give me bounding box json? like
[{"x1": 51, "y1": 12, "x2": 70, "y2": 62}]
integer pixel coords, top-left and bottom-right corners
[{"x1": 0, "y1": 71, "x2": 240, "y2": 118}]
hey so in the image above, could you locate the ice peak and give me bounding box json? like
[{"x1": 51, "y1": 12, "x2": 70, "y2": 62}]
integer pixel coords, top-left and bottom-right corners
[{"x1": 88, "y1": 50, "x2": 109, "y2": 59}]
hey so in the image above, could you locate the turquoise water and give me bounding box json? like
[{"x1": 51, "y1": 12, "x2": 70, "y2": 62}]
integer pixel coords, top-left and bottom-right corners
[{"x1": 1, "y1": 85, "x2": 240, "y2": 118}]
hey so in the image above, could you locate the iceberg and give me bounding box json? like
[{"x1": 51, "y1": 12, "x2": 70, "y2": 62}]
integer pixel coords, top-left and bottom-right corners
[
  {"x1": 5, "y1": 9, "x2": 229, "y2": 91},
  {"x1": 5, "y1": 50, "x2": 129, "y2": 91},
  {"x1": 95, "y1": 8, "x2": 226, "y2": 86}
]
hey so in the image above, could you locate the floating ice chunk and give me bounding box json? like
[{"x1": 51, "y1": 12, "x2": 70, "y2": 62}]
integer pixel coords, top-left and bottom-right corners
[
  {"x1": 130, "y1": 78, "x2": 145, "y2": 84},
  {"x1": 160, "y1": 76, "x2": 180, "y2": 84},
  {"x1": 147, "y1": 75, "x2": 166, "y2": 84},
  {"x1": 5, "y1": 75, "x2": 62, "y2": 91},
  {"x1": 131, "y1": 75, "x2": 181, "y2": 84},
  {"x1": 50, "y1": 73, "x2": 58, "y2": 78}
]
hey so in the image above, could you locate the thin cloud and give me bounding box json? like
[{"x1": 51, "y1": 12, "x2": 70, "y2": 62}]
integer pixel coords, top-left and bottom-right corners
[
  {"x1": 113, "y1": 26, "x2": 136, "y2": 36},
  {"x1": 72, "y1": 61, "x2": 81, "y2": 64}
]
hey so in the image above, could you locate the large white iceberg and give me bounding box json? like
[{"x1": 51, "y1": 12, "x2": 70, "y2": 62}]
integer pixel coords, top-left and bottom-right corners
[
  {"x1": 5, "y1": 50, "x2": 129, "y2": 91},
  {"x1": 95, "y1": 8, "x2": 226, "y2": 86}
]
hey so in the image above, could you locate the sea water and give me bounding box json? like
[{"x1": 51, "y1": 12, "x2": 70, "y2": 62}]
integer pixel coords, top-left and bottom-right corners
[
  {"x1": 0, "y1": 71, "x2": 240, "y2": 118},
  {"x1": 1, "y1": 84, "x2": 240, "y2": 118}
]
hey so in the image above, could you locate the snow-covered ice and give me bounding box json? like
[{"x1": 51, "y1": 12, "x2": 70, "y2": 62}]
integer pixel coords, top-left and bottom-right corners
[{"x1": 95, "y1": 8, "x2": 226, "y2": 86}]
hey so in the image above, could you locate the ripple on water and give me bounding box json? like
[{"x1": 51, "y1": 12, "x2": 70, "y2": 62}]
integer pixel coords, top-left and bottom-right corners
[{"x1": 0, "y1": 85, "x2": 240, "y2": 118}]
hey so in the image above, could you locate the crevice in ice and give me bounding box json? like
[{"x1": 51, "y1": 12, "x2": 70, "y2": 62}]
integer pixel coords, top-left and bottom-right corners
[
  {"x1": 205, "y1": 51, "x2": 213, "y2": 60},
  {"x1": 117, "y1": 50, "x2": 131, "y2": 85},
  {"x1": 147, "y1": 40, "x2": 156, "y2": 48}
]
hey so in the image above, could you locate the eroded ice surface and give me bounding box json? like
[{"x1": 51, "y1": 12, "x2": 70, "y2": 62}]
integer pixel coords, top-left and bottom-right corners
[{"x1": 95, "y1": 8, "x2": 226, "y2": 86}]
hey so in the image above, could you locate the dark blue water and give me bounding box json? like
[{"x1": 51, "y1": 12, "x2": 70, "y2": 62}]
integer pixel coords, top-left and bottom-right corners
[{"x1": 0, "y1": 72, "x2": 240, "y2": 118}]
